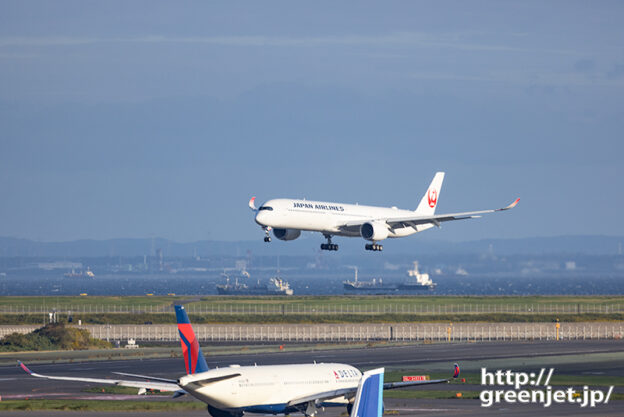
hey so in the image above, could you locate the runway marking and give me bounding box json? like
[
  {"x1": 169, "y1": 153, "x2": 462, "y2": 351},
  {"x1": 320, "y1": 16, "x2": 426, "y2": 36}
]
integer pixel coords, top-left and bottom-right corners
[{"x1": 3, "y1": 393, "x2": 83, "y2": 399}]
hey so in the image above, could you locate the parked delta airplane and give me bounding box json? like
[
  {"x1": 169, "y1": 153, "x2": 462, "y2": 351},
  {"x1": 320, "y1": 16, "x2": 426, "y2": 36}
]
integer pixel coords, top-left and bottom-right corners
[
  {"x1": 20, "y1": 305, "x2": 460, "y2": 417},
  {"x1": 250, "y1": 172, "x2": 519, "y2": 251}
]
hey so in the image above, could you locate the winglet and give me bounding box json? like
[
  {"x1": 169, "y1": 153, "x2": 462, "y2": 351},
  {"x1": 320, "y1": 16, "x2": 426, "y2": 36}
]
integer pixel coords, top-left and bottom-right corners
[
  {"x1": 248, "y1": 197, "x2": 257, "y2": 211},
  {"x1": 498, "y1": 198, "x2": 520, "y2": 211},
  {"x1": 18, "y1": 361, "x2": 32, "y2": 375},
  {"x1": 172, "y1": 390, "x2": 187, "y2": 399},
  {"x1": 351, "y1": 367, "x2": 384, "y2": 417},
  {"x1": 453, "y1": 363, "x2": 460, "y2": 379}
]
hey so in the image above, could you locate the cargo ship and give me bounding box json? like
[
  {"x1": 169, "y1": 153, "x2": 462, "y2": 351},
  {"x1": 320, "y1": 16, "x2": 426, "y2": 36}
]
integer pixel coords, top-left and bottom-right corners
[
  {"x1": 216, "y1": 271, "x2": 293, "y2": 296},
  {"x1": 397, "y1": 261, "x2": 436, "y2": 291},
  {"x1": 64, "y1": 268, "x2": 95, "y2": 278},
  {"x1": 343, "y1": 268, "x2": 397, "y2": 294}
]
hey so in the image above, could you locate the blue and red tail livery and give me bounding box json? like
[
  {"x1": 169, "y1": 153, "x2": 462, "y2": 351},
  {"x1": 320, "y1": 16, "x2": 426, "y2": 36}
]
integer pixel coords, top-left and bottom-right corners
[
  {"x1": 18, "y1": 361, "x2": 32, "y2": 375},
  {"x1": 175, "y1": 305, "x2": 209, "y2": 375},
  {"x1": 453, "y1": 363, "x2": 460, "y2": 379}
]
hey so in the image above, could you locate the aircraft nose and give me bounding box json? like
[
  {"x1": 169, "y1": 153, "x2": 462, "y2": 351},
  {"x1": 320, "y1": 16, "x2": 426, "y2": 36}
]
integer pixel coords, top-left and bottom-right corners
[{"x1": 255, "y1": 211, "x2": 265, "y2": 226}]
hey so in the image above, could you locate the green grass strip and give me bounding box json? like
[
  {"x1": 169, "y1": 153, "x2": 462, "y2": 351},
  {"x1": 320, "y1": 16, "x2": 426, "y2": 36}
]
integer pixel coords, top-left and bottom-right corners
[
  {"x1": 2, "y1": 312, "x2": 622, "y2": 325},
  {"x1": 0, "y1": 399, "x2": 205, "y2": 411}
]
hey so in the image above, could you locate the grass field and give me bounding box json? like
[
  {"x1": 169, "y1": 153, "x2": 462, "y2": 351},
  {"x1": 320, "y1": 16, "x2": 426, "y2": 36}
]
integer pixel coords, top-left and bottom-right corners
[
  {"x1": 192, "y1": 295, "x2": 624, "y2": 308},
  {"x1": 2, "y1": 295, "x2": 622, "y2": 326},
  {"x1": 2, "y1": 312, "x2": 623, "y2": 325},
  {"x1": 0, "y1": 399, "x2": 205, "y2": 411},
  {"x1": 2, "y1": 295, "x2": 623, "y2": 311},
  {"x1": 0, "y1": 295, "x2": 176, "y2": 309}
]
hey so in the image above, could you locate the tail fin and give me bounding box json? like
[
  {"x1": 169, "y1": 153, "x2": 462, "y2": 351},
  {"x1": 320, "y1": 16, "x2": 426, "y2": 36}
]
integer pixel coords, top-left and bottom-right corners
[
  {"x1": 415, "y1": 172, "x2": 445, "y2": 215},
  {"x1": 175, "y1": 305, "x2": 209, "y2": 375},
  {"x1": 351, "y1": 368, "x2": 384, "y2": 417}
]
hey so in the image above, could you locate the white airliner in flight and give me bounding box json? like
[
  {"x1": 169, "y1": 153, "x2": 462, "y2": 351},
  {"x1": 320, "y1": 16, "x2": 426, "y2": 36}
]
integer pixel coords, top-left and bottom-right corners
[
  {"x1": 250, "y1": 172, "x2": 519, "y2": 251},
  {"x1": 20, "y1": 305, "x2": 460, "y2": 417}
]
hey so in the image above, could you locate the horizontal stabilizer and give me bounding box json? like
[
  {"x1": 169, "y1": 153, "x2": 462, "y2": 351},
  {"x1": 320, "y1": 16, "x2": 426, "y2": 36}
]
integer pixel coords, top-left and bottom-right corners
[
  {"x1": 187, "y1": 373, "x2": 242, "y2": 388},
  {"x1": 113, "y1": 372, "x2": 177, "y2": 384}
]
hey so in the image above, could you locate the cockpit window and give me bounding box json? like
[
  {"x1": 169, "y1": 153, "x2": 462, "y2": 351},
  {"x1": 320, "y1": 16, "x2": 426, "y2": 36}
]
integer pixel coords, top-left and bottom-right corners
[{"x1": 259, "y1": 206, "x2": 273, "y2": 211}]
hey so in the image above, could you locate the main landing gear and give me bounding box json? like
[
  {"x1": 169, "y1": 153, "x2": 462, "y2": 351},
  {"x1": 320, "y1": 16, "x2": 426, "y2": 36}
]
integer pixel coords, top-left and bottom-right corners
[
  {"x1": 320, "y1": 235, "x2": 338, "y2": 251},
  {"x1": 263, "y1": 227, "x2": 271, "y2": 243},
  {"x1": 365, "y1": 243, "x2": 383, "y2": 251}
]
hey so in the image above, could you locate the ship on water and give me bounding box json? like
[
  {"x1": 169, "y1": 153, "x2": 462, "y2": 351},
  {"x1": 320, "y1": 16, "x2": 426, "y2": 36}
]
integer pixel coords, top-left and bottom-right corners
[
  {"x1": 216, "y1": 270, "x2": 294, "y2": 296},
  {"x1": 343, "y1": 262, "x2": 436, "y2": 294},
  {"x1": 343, "y1": 268, "x2": 397, "y2": 294},
  {"x1": 64, "y1": 268, "x2": 95, "y2": 278},
  {"x1": 397, "y1": 261, "x2": 436, "y2": 291}
]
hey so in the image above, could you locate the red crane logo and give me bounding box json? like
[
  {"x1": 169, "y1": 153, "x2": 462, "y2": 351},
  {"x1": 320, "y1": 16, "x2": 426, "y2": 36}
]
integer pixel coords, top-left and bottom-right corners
[{"x1": 428, "y1": 189, "x2": 438, "y2": 208}]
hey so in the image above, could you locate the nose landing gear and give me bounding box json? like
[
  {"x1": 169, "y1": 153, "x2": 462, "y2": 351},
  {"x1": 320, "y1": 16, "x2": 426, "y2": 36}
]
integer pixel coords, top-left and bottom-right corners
[
  {"x1": 365, "y1": 243, "x2": 383, "y2": 251},
  {"x1": 263, "y1": 227, "x2": 271, "y2": 243},
  {"x1": 320, "y1": 235, "x2": 338, "y2": 251}
]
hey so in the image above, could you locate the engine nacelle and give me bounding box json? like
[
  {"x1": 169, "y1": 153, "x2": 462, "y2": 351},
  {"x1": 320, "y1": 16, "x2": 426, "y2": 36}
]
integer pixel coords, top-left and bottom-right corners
[
  {"x1": 273, "y1": 228, "x2": 301, "y2": 241},
  {"x1": 360, "y1": 222, "x2": 389, "y2": 242}
]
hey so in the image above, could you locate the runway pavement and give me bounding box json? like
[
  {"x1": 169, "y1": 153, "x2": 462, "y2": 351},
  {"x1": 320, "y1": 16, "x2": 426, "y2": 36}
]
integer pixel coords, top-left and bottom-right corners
[
  {"x1": 1, "y1": 399, "x2": 622, "y2": 417},
  {"x1": 0, "y1": 340, "x2": 622, "y2": 415}
]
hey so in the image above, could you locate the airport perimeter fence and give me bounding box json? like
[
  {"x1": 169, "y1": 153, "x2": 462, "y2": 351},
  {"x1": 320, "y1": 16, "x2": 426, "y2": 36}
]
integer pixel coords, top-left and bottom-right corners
[
  {"x1": 0, "y1": 323, "x2": 622, "y2": 342},
  {"x1": 1, "y1": 303, "x2": 624, "y2": 315}
]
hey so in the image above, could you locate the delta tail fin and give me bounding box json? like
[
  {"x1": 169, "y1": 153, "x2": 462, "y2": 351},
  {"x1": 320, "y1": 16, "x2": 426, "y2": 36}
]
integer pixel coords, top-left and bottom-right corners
[
  {"x1": 415, "y1": 172, "x2": 445, "y2": 216},
  {"x1": 175, "y1": 305, "x2": 209, "y2": 375},
  {"x1": 351, "y1": 368, "x2": 384, "y2": 417}
]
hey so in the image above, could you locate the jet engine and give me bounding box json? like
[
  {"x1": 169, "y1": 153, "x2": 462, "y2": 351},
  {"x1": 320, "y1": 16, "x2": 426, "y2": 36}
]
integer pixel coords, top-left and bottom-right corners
[
  {"x1": 360, "y1": 222, "x2": 389, "y2": 241},
  {"x1": 273, "y1": 228, "x2": 301, "y2": 241}
]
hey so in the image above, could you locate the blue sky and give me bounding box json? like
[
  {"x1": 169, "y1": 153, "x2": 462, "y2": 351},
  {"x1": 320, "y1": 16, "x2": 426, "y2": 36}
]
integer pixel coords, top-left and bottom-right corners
[{"x1": 1, "y1": 1, "x2": 623, "y2": 242}]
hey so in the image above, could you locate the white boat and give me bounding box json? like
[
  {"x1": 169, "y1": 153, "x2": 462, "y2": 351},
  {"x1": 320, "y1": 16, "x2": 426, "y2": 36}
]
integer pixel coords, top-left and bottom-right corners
[{"x1": 398, "y1": 261, "x2": 436, "y2": 290}]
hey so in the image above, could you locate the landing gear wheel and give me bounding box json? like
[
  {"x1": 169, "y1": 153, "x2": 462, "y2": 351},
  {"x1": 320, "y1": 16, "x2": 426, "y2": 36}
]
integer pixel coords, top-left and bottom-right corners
[
  {"x1": 365, "y1": 243, "x2": 383, "y2": 251},
  {"x1": 263, "y1": 228, "x2": 271, "y2": 243},
  {"x1": 320, "y1": 235, "x2": 338, "y2": 251},
  {"x1": 264, "y1": 236, "x2": 271, "y2": 242},
  {"x1": 320, "y1": 243, "x2": 339, "y2": 251}
]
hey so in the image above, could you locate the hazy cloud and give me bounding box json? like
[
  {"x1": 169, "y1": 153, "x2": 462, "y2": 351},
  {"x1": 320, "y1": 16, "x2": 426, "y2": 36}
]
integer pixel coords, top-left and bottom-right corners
[{"x1": 0, "y1": 32, "x2": 573, "y2": 55}]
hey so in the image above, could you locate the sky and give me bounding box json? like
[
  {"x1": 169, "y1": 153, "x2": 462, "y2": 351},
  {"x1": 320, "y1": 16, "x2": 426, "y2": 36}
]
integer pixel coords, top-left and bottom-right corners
[{"x1": 1, "y1": 1, "x2": 623, "y2": 243}]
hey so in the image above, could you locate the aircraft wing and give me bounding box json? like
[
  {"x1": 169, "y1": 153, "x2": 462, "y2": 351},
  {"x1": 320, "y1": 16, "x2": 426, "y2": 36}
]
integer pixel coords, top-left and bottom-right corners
[
  {"x1": 285, "y1": 377, "x2": 452, "y2": 407},
  {"x1": 287, "y1": 364, "x2": 460, "y2": 407},
  {"x1": 18, "y1": 361, "x2": 180, "y2": 392},
  {"x1": 338, "y1": 199, "x2": 519, "y2": 230},
  {"x1": 383, "y1": 378, "x2": 449, "y2": 389},
  {"x1": 384, "y1": 363, "x2": 460, "y2": 390},
  {"x1": 286, "y1": 387, "x2": 358, "y2": 406}
]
